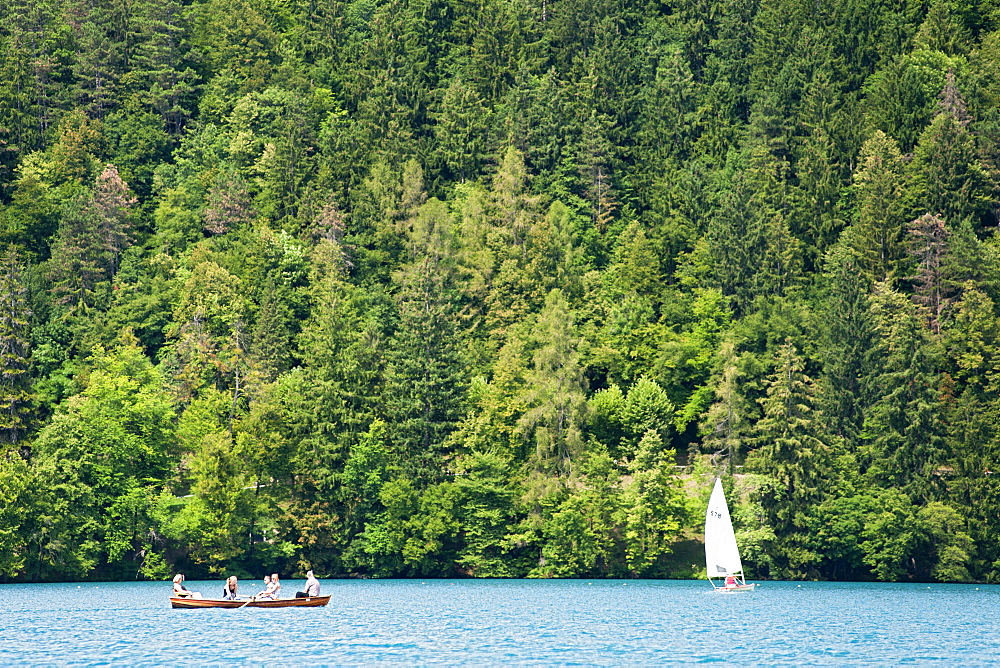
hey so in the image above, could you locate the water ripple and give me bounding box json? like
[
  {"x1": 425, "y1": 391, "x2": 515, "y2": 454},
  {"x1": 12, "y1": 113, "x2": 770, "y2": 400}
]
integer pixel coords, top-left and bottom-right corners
[{"x1": 1, "y1": 580, "x2": 998, "y2": 664}]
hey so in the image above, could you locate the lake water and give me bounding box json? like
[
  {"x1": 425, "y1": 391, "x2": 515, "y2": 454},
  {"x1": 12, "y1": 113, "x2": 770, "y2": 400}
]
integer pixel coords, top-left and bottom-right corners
[{"x1": 0, "y1": 579, "x2": 996, "y2": 664}]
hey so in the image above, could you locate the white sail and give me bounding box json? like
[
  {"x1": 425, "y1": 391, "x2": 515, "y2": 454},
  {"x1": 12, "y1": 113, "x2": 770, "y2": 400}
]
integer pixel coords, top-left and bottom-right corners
[{"x1": 704, "y1": 478, "x2": 744, "y2": 578}]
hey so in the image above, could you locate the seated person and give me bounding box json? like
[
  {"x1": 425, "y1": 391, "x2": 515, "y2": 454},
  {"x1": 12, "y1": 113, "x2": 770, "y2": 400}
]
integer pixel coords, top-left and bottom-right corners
[
  {"x1": 296, "y1": 570, "x2": 321, "y2": 598},
  {"x1": 724, "y1": 575, "x2": 737, "y2": 588},
  {"x1": 270, "y1": 573, "x2": 281, "y2": 599},
  {"x1": 222, "y1": 576, "x2": 239, "y2": 600},
  {"x1": 257, "y1": 574, "x2": 276, "y2": 599},
  {"x1": 173, "y1": 574, "x2": 202, "y2": 599}
]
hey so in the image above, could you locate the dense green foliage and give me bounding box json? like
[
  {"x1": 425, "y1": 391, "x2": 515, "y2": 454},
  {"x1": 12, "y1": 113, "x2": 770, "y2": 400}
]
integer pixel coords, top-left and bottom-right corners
[{"x1": 3, "y1": 0, "x2": 1000, "y2": 583}]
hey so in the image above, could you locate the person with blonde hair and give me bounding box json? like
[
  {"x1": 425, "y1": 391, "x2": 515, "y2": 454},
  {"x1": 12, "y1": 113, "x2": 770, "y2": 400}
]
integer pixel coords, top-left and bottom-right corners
[
  {"x1": 172, "y1": 574, "x2": 202, "y2": 599},
  {"x1": 222, "y1": 576, "x2": 239, "y2": 600}
]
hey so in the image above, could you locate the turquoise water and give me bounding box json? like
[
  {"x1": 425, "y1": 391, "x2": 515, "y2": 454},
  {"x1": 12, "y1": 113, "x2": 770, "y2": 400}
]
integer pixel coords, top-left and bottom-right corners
[{"x1": 1, "y1": 579, "x2": 997, "y2": 664}]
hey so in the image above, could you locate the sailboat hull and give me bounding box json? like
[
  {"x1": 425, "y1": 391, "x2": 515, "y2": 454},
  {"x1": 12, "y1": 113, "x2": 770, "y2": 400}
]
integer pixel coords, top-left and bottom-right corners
[{"x1": 711, "y1": 583, "x2": 756, "y2": 593}]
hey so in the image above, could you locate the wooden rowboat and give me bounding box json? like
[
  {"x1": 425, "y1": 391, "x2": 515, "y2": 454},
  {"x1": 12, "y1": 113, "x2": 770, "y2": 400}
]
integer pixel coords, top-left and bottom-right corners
[{"x1": 170, "y1": 595, "x2": 331, "y2": 609}]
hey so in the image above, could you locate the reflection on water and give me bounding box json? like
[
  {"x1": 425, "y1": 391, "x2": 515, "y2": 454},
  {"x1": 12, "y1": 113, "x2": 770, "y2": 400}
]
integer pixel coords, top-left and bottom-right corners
[{"x1": 1, "y1": 579, "x2": 998, "y2": 664}]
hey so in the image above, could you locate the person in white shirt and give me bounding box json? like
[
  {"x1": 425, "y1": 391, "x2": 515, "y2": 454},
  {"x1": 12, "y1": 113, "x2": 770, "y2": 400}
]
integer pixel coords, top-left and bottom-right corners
[
  {"x1": 296, "y1": 570, "x2": 321, "y2": 598},
  {"x1": 257, "y1": 574, "x2": 276, "y2": 599}
]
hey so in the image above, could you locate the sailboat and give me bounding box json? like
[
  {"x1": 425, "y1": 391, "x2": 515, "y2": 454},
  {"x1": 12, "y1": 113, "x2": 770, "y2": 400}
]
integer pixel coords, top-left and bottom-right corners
[{"x1": 704, "y1": 478, "x2": 756, "y2": 592}]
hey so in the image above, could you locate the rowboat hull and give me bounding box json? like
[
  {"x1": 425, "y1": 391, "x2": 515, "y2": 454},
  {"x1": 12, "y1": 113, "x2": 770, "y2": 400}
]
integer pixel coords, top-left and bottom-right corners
[{"x1": 170, "y1": 595, "x2": 331, "y2": 609}]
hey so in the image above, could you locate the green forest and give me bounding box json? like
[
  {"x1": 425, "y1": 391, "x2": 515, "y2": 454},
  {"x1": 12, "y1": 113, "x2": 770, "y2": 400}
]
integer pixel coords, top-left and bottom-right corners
[{"x1": 2, "y1": 0, "x2": 1000, "y2": 584}]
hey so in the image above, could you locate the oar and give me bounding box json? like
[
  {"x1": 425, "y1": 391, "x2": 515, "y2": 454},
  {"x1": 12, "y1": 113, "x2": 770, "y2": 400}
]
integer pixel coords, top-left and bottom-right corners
[{"x1": 238, "y1": 596, "x2": 256, "y2": 609}]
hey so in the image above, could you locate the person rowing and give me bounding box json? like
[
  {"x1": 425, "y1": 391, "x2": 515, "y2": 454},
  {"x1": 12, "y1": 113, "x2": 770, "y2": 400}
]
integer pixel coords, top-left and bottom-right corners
[{"x1": 256, "y1": 574, "x2": 276, "y2": 600}]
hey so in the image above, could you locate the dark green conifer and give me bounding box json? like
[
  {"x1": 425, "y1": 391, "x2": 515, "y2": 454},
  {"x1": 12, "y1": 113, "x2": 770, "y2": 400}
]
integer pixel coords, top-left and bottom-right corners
[{"x1": 0, "y1": 246, "x2": 32, "y2": 447}]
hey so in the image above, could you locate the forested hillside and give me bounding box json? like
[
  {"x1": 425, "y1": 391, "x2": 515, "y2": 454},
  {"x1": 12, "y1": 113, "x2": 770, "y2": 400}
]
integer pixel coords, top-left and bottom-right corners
[{"x1": 1, "y1": 0, "x2": 1000, "y2": 583}]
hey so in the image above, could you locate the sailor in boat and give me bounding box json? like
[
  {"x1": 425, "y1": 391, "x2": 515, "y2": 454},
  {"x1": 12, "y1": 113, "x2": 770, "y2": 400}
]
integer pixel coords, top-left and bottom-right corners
[
  {"x1": 296, "y1": 570, "x2": 321, "y2": 598},
  {"x1": 172, "y1": 574, "x2": 202, "y2": 599},
  {"x1": 724, "y1": 575, "x2": 737, "y2": 588}
]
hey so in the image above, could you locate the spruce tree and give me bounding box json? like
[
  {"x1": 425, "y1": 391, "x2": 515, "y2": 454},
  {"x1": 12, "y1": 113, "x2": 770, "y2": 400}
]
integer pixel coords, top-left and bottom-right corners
[
  {"x1": 385, "y1": 197, "x2": 467, "y2": 482},
  {"x1": 0, "y1": 246, "x2": 32, "y2": 448},
  {"x1": 433, "y1": 75, "x2": 491, "y2": 184},
  {"x1": 906, "y1": 103, "x2": 993, "y2": 228},
  {"x1": 748, "y1": 340, "x2": 831, "y2": 504},
  {"x1": 842, "y1": 131, "x2": 907, "y2": 283},
  {"x1": 47, "y1": 195, "x2": 111, "y2": 311},
  {"x1": 818, "y1": 246, "x2": 875, "y2": 449},
  {"x1": 700, "y1": 340, "x2": 752, "y2": 469},
  {"x1": 746, "y1": 340, "x2": 832, "y2": 577},
  {"x1": 862, "y1": 283, "x2": 947, "y2": 503}
]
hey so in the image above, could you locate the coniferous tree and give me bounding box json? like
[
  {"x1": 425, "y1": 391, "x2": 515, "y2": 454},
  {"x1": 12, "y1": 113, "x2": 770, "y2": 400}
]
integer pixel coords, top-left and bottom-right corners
[
  {"x1": 819, "y1": 246, "x2": 875, "y2": 448},
  {"x1": 842, "y1": 131, "x2": 908, "y2": 283},
  {"x1": 47, "y1": 195, "x2": 111, "y2": 312},
  {"x1": 127, "y1": 0, "x2": 198, "y2": 133},
  {"x1": 699, "y1": 340, "x2": 752, "y2": 469},
  {"x1": 619, "y1": 430, "x2": 690, "y2": 576},
  {"x1": 941, "y1": 284, "x2": 1000, "y2": 578},
  {"x1": 386, "y1": 195, "x2": 467, "y2": 482},
  {"x1": 0, "y1": 246, "x2": 31, "y2": 448},
  {"x1": 433, "y1": 75, "x2": 492, "y2": 184},
  {"x1": 746, "y1": 340, "x2": 832, "y2": 578},
  {"x1": 913, "y1": 0, "x2": 973, "y2": 55},
  {"x1": 482, "y1": 146, "x2": 547, "y2": 349},
  {"x1": 862, "y1": 283, "x2": 947, "y2": 503},
  {"x1": 577, "y1": 109, "x2": 617, "y2": 230},
  {"x1": 708, "y1": 143, "x2": 802, "y2": 313},
  {"x1": 863, "y1": 50, "x2": 956, "y2": 152},
  {"x1": 906, "y1": 99, "x2": 994, "y2": 228},
  {"x1": 72, "y1": 2, "x2": 124, "y2": 118}
]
